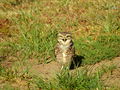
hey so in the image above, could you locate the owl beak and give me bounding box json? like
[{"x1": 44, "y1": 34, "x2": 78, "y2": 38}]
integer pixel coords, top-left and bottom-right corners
[{"x1": 63, "y1": 39, "x2": 67, "y2": 41}]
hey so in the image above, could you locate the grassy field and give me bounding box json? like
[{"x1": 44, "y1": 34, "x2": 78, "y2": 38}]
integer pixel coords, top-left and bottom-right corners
[{"x1": 0, "y1": 0, "x2": 120, "y2": 89}]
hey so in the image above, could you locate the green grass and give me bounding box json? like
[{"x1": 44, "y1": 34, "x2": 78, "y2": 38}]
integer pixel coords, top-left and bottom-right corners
[
  {"x1": 75, "y1": 34, "x2": 120, "y2": 64},
  {"x1": 0, "y1": 0, "x2": 120, "y2": 89},
  {"x1": 34, "y1": 69, "x2": 103, "y2": 90}
]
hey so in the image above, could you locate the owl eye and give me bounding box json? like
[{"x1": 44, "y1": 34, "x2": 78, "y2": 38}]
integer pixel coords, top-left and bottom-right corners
[
  {"x1": 67, "y1": 36, "x2": 70, "y2": 38},
  {"x1": 66, "y1": 35, "x2": 71, "y2": 38}
]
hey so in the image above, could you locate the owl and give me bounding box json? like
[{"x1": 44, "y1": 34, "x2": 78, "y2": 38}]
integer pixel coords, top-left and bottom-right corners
[{"x1": 55, "y1": 32, "x2": 75, "y2": 69}]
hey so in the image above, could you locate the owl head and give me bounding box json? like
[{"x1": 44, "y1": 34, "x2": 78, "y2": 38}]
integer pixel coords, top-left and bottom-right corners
[{"x1": 57, "y1": 32, "x2": 72, "y2": 45}]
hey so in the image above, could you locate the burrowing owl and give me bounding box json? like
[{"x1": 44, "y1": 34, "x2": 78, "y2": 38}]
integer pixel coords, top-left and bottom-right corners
[{"x1": 55, "y1": 32, "x2": 75, "y2": 69}]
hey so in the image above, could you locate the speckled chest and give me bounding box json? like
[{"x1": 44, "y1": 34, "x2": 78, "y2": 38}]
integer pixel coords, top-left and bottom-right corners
[{"x1": 60, "y1": 45, "x2": 70, "y2": 63}]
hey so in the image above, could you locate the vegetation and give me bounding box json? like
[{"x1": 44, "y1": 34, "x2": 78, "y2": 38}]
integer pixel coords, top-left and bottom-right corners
[
  {"x1": 34, "y1": 69, "x2": 103, "y2": 90},
  {"x1": 0, "y1": 0, "x2": 120, "y2": 89}
]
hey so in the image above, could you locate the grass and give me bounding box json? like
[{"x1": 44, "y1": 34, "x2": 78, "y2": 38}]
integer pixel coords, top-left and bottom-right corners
[
  {"x1": 0, "y1": 0, "x2": 120, "y2": 89},
  {"x1": 34, "y1": 69, "x2": 103, "y2": 90},
  {"x1": 75, "y1": 34, "x2": 120, "y2": 64}
]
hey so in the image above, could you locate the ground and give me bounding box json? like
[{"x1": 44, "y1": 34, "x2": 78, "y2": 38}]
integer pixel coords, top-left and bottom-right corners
[
  {"x1": 31, "y1": 57, "x2": 120, "y2": 89},
  {"x1": 1, "y1": 56, "x2": 120, "y2": 89},
  {"x1": 0, "y1": 0, "x2": 120, "y2": 89}
]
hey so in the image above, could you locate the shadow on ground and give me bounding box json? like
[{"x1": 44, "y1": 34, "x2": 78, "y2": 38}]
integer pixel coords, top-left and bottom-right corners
[{"x1": 70, "y1": 55, "x2": 84, "y2": 70}]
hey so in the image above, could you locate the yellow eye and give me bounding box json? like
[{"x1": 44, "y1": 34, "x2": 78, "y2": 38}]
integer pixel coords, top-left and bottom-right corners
[
  {"x1": 66, "y1": 35, "x2": 71, "y2": 38},
  {"x1": 67, "y1": 36, "x2": 69, "y2": 38}
]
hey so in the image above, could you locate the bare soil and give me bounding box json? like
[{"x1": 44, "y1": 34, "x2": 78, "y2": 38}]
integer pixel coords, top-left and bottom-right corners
[
  {"x1": 30, "y1": 57, "x2": 120, "y2": 88},
  {"x1": 30, "y1": 61, "x2": 61, "y2": 80},
  {"x1": 1, "y1": 56, "x2": 120, "y2": 89}
]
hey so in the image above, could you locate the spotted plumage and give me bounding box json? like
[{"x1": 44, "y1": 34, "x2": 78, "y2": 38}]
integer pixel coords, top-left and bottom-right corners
[{"x1": 55, "y1": 32, "x2": 75, "y2": 69}]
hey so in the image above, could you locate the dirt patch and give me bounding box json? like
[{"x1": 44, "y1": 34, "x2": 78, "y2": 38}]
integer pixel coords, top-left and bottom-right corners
[
  {"x1": 30, "y1": 61, "x2": 61, "y2": 80},
  {"x1": 79, "y1": 57, "x2": 120, "y2": 74},
  {"x1": 30, "y1": 57, "x2": 120, "y2": 88},
  {"x1": 100, "y1": 57, "x2": 120, "y2": 89},
  {"x1": 1, "y1": 55, "x2": 120, "y2": 88},
  {"x1": 101, "y1": 68, "x2": 120, "y2": 89},
  {"x1": 74, "y1": 57, "x2": 120, "y2": 88}
]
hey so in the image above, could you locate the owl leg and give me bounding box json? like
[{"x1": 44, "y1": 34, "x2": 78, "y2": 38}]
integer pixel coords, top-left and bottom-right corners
[
  {"x1": 61, "y1": 65, "x2": 69, "y2": 70},
  {"x1": 61, "y1": 65, "x2": 64, "y2": 70}
]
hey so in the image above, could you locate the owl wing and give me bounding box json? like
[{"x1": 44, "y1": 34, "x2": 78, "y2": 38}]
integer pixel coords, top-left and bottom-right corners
[
  {"x1": 69, "y1": 41, "x2": 75, "y2": 55},
  {"x1": 69, "y1": 45, "x2": 75, "y2": 56},
  {"x1": 54, "y1": 44, "x2": 60, "y2": 57}
]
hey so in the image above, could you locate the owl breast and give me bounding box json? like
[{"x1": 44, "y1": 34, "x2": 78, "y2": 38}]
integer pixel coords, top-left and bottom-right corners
[
  {"x1": 56, "y1": 45, "x2": 74, "y2": 66},
  {"x1": 60, "y1": 44, "x2": 69, "y2": 51},
  {"x1": 62, "y1": 51, "x2": 67, "y2": 63}
]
